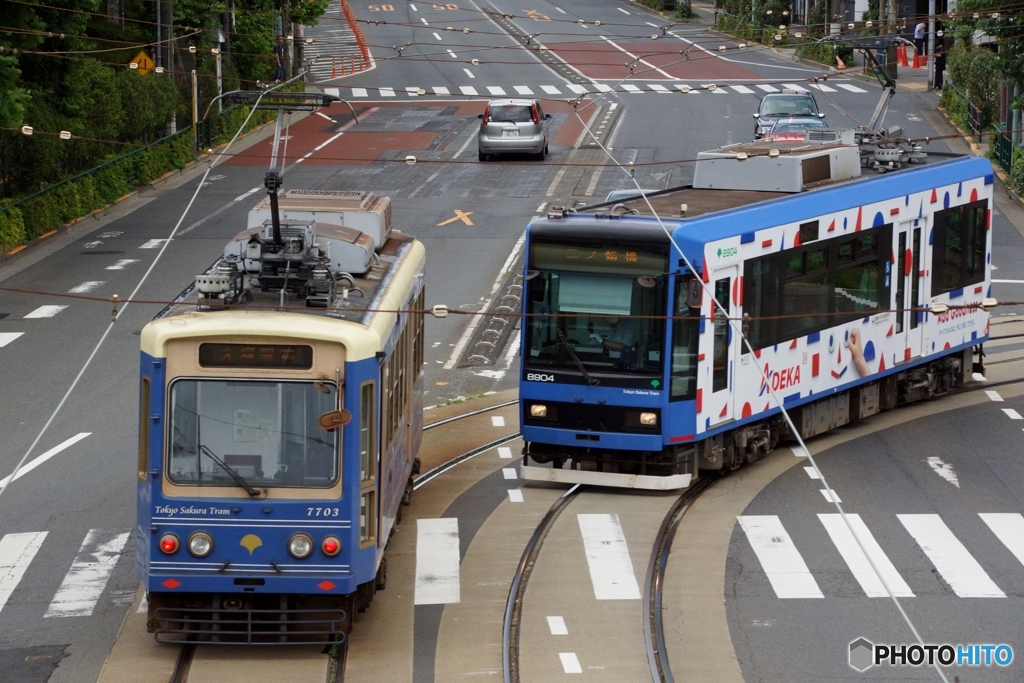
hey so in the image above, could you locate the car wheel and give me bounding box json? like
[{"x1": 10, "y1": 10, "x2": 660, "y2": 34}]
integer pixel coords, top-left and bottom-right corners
[
  {"x1": 535, "y1": 149, "x2": 545, "y2": 161},
  {"x1": 544, "y1": 143, "x2": 549, "y2": 154},
  {"x1": 478, "y1": 151, "x2": 488, "y2": 162}
]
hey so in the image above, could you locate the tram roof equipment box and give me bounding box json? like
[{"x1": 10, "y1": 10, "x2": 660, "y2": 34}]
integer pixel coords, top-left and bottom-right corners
[
  {"x1": 248, "y1": 189, "x2": 393, "y2": 250},
  {"x1": 692, "y1": 132, "x2": 861, "y2": 194}
]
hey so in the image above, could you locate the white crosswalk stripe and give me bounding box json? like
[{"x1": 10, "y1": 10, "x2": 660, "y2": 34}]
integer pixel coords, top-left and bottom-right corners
[
  {"x1": 415, "y1": 518, "x2": 460, "y2": 605},
  {"x1": 0, "y1": 532, "x2": 47, "y2": 614},
  {"x1": 24, "y1": 306, "x2": 68, "y2": 319},
  {"x1": 68, "y1": 281, "x2": 104, "y2": 294},
  {"x1": 809, "y1": 83, "x2": 837, "y2": 92},
  {"x1": 487, "y1": 86, "x2": 506, "y2": 96},
  {"x1": 818, "y1": 514, "x2": 914, "y2": 597},
  {"x1": 593, "y1": 83, "x2": 612, "y2": 92},
  {"x1": 459, "y1": 86, "x2": 478, "y2": 96},
  {"x1": 566, "y1": 84, "x2": 588, "y2": 94},
  {"x1": 979, "y1": 513, "x2": 1024, "y2": 568},
  {"x1": 0, "y1": 332, "x2": 25, "y2": 348},
  {"x1": 352, "y1": 88, "x2": 368, "y2": 98},
  {"x1": 836, "y1": 83, "x2": 868, "y2": 93},
  {"x1": 898, "y1": 514, "x2": 1005, "y2": 598},
  {"x1": 433, "y1": 86, "x2": 450, "y2": 96},
  {"x1": 781, "y1": 83, "x2": 809, "y2": 91},
  {"x1": 756, "y1": 84, "x2": 779, "y2": 92},
  {"x1": 578, "y1": 514, "x2": 641, "y2": 600},
  {"x1": 46, "y1": 529, "x2": 131, "y2": 617},
  {"x1": 649, "y1": 84, "x2": 670, "y2": 93},
  {"x1": 729, "y1": 85, "x2": 755, "y2": 94},
  {"x1": 513, "y1": 85, "x2": 534, "y2": 95},
  {"x1": 379, "y1": 87, "x2": 395, "y2": 97},
  {"x1": 737, "y1": 515, "x2": 823, "y2": 598},
  {"x1": 540, "y1": 85, "x2": 561, "y2": 95},
  {"x1": 336, "y1": 82, "x2": 878, "y2": 99},
  {"x1": 621, "y1": 84, "x2": 642, "y2": 93}
]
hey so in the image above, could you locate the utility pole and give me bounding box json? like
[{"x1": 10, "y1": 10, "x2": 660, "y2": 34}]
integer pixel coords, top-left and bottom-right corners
[{"x1": 927, "y1": 0, "x2": 935, "y2": 88}]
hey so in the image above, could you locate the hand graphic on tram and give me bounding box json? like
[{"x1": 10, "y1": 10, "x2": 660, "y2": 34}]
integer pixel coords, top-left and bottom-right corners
[{"x1": 847, "y1": 329, "x2": 871, "y2": 377}]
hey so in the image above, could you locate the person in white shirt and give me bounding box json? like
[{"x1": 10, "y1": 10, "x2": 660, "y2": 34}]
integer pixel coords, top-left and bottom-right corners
[{"x1": 914, "y1": 21, "x2": 926, "y2": 57}]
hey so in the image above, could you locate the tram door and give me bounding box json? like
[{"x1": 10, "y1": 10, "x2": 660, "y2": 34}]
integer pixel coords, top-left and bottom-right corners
[
  {"x1": 895, "y1": 221, "x2": 924, "y2": 360},
  {"x1": 709, "y1": 268, "x2": 738, "y2": 427}
]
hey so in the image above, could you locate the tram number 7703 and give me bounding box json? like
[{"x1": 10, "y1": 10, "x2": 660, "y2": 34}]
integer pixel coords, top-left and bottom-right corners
[{"x1": 307, "y1": 507, "x2": 341, "y2": 517}]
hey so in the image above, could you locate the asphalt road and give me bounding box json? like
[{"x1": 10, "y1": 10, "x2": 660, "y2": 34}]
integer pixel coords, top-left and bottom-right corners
[{"x1": 1, "y1": 0, "x2": 1021, "y2": 681}]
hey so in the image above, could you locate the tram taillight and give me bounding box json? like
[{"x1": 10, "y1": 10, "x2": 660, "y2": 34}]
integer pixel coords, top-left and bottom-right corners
[
  {"x1": 159, "y1": 534, "x2": 179, "y2": 554},
  {"x1": 321, "y1": 536, "x2": 341, "y2": 557}
]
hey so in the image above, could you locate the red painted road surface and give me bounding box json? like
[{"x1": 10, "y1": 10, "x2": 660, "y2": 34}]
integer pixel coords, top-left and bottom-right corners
[{"x1": 549, "y1": 40, "x2": 766, "y2": 81}]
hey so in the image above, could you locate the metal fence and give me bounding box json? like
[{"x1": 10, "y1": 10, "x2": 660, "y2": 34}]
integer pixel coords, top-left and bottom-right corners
[{"x1": 993, "y1": 128, "x2": 1015, "y2": 175}]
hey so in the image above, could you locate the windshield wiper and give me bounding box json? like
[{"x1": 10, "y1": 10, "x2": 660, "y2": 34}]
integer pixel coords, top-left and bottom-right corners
[
  {"x1": 199, "y1": 444, "x2": 263, "y2": 498},
  {"x1": 556, "y1": 328, "x2": 599, "y2": 387}
]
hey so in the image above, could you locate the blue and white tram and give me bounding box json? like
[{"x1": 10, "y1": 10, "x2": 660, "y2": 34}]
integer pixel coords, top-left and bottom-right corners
[
  {"x1": 519, "y1": 154, "x2": 994, "y2": 489},
  {"x1": 137, "y1": 203, "x2": 424, "y2": 643}
]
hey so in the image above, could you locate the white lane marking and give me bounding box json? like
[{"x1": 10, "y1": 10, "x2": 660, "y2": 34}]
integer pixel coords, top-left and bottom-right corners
[
  {"x1": 898, "y1": 514, "x2": 1005, "y2": 598},
  {"x1": 464, "y1": 68, "x2": 476, "y2": 79},
  {"x1": 105, "y1": 259, "x2": 138, "y2": 270},
  {"x1": 547, "y1": 615, "x2": 568, "y2": 634},
  {"x1": 0, "y1": 433, "x2": 91, "y2": 489},
  {"x1": 649, "y1": 84, "x2": 669, "y2": 93},
  {"x1": 1003, "y1": 408, "x2": 1023, "y2": 420},
  {"x1": 559, "y1": 652, "x2": 583, "y2": 674},
  {"x1": 498, "y1": 446, "x2": 512, "y2": 459},
  {"x1": 405, "y1": 87, "x2": 419, "y2": 96},
  {"x1": 555, "y1": 6, "x2": 566, "y2": 13},
  {"x1": 820, "y1": 489, "x2": 842, "y2": 503},
  {"x1": 756, "y1": 84, "x2": 779, "y2": 92},
  {"x1": 139, "y1": 239, "x2": 169, "y2": 249},
  {"x1": 420, "y1": 17, "x2": 428, "y2": 24},
  {"x1": 508, "y1": 489, "x2": 524, "y2": 502},
  {"x1": 736, "y1": 515, "x2": 823, "y2": 598},
  {"x1": 138, "y1": 594, "x2": 148, "y2": 613},
  {"x1": 836, "y1": 83, "x2": 868, "y2": 92},
  {"x1": 979, "y1": 513, "x2": 1024, "y2": 569},
  {"x1": 790, "y1": 446, "x2": 806, "y2": 457},
  {"x1": 540, "y1": 85, "x2": 561, "y2": 95},
  {"x1": 535, "y1": 202, "x2": 547, "y2": 213},
  {"x1": 232, "y1": 187, "x2": 261, "y2": 202},
  {"x1": 24, "y1": 305, "x2": 68, "y2": 319},
  {"x1": 313, "y1": 131, "x2": 345, "y2": 152},
  {"x1": 925, "y1": 456, "x2": 960, "y2": 488},
  {"x1": 433, "y1": 86, "x2": 451, "y2": 95},
  {"x1": 315, "y1": 111, "x2": 333, "y2": 122},
  {"x1": 0, "y1": 333, "x2": 24, "y2": 348},
  {"x1": 415, "y1": 518, "x2": 461, "y2": 605},
  {"x1": 68, "y1": 281, "x2": 104, "y2": 293},
  {"x1": 809, "y1": 83, "x2": 837, "y2": 92},
  {"x1": 460, "y1": 86, "x2": 478, "y2": 96},
  {"x1": 617, "y1": 6, "x2": 630, "y2": 12},
  {"x1": 730, "y1": 84, "x2": 755, "y2": 94},
  {"x1": 492, "y1": 415, "x2": 505, "y2": 427},
  {"x1": 45, "y1": 529, "x2": 131, "y2": 617},
  {"x1": 410, "y1": 2, "x2": 417, "y2": 9},
  {"x1": 600, "y1": 36, "x2": 674, "y2": 80},
  {"x1": 803, "y1": 467, "x2": 820, "y2": 479},
  {"x1": 434, "y1": 32, "x2": 442, "y2": 40},
  {"x1": 323, "y1": 88, "x2": 340, "y2": 97},
  {"x1": 502, "y1": 468, "x2": 517, "y2": 480},
  {"x1": 0, "y1": 532, "x2": 48, "y2": 614},
  {"x1": 351, "y1": 88, "x2": 368, "y2": 98},
  {"x1": 621, "y1": 84, "x2": 642, "y2": 93},
  {"x1": 973, "y1": 372, "x2": 988, "y2": 381},
  {"x1": 593, "y1": 83, "x2": 612, "y2": 92},
  {"x1": 447, "y1": 49, "x2": 458, "y2": 59},
  {"x1": 986, "y1": 390, "x2": 1004, "y2": 401},
  {"x1": 379, "y1": 87, "x2": 396, "y2": 97},
  {"x1": 577, "y1": 513, "x2": 641, "y2": 600},
  {"x1": 781, "y1": 83, "x2": 809, "y2": 91},
  {"x1": 566, "y1": 84, "x2": 587, "y2": 94},
  {"x1": 818, "y1": 514, "x2": 914, "y2": 598},
  {"x1": 487, "y1": 86, "x2": 506, "y2": 95},
  {"x1": 514, "y1": 85, "x2": 534, "y2": 95}
]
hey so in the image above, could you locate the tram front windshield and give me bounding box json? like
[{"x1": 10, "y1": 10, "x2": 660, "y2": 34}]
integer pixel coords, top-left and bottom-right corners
[
  {"x1": 525, "y1": 239, "x2": 667, "y2": 376},
  {"x1": 167, "y1": 379, "x2": 339, "y2": 488}
]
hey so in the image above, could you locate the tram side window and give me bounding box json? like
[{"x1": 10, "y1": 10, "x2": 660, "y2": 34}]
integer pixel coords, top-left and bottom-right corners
[
  {"x1": 412, "y1": 289, "x2": 425, "y2": 376},
  {"x1": 360, "y1": 382, "x2": 376, "y2": 484},
  {"x1": 138, "y1": 377, "x2": 150, "y2": 481},
  {"x1": 932, "y1": 200, "x2": 987, "y2": 296},
  {"x1": 742, "y1": 225, "x2": 890, "y2": 350}
]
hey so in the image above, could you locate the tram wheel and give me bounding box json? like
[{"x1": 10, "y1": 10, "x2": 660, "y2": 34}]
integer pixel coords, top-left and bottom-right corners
[{"x1": 375, "y1": 558, "x2": 388, "y2": 591}]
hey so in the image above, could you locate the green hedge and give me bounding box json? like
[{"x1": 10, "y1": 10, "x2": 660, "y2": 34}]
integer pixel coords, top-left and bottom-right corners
[
  {"x1": 0, "y1": 205, "x2": 26, "y2": 252},
  {"x1": 938, "y1": 83, "x2": 969, "y2": 130},
  {"x1": 1010, "y1": 146, "x2": 1024, "y2": 198}
]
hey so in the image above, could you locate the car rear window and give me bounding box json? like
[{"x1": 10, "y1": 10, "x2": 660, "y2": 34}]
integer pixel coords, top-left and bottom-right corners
[
  {"x1": 489, "y1": 105, "x2": 534, "y2": 123},
  {"x1": 761, "y1": 97, "x2": 817, "y2": 117},
  {"x1": 773, "y1": 120, "x2": 826, "y2": 132}
]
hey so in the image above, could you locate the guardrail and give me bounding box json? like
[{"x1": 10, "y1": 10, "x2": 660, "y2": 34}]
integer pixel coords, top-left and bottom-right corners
[{"x1": 993, "y1": 128, "x2": 1015, "y2": 175}]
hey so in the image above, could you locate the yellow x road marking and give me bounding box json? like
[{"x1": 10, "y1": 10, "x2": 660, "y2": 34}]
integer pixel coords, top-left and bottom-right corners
[{"x1": 437, "y1": 210, "x2": 474, "y2": 226}]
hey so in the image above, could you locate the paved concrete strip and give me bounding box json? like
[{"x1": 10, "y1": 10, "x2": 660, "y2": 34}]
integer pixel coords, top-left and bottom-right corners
[
  {"x1": 187, "y1": 646, "x2": 329, "y2": 682},
  {"x1": 577, "y1": 513, "x2": 641, "y2": 600},
  {"x1": 0, "y1": 532, "x2": 47, "y2": 614},
  {"x1": 979, "y1": 513, "x2": 1024, "y2": 568},
  {"x1": 818, "y1": 513, "x2": 915, "y2": 597},
  {"x1": 96, "y1": 586, "x2": 180, "y2": 683},
  {"x1": 897, "y1": 514, "x2": 1005, "y2": 598},
  {"x1": 415, "y1": 518, "x2": 461, "y2": 605},
  {"x1": 45, "y1": 529, "x2": 130, "y2": 617},
  {"x1": 736, "y1": 515, "x2": 824, "y2": 598}
]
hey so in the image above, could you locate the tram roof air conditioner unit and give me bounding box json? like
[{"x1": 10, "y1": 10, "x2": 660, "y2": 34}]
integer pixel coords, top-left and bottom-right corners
[
  {"x1": 692, "y1": 142, "x2": 861, "y2": 193},
  {"x1": 248, "y1": 190, "x2": 392, "y2": 251}
]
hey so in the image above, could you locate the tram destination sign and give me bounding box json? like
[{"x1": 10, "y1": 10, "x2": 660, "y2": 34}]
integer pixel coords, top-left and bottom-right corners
[
  {"x1": 531, "y1": 241, "x2": 666, "y2": 275},
  {"x1": 198, "y1": 343, "x2": 313, "y2": 369}
]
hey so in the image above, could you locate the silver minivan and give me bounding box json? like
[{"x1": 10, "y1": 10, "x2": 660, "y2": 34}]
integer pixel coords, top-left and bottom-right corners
[{"x1": 478, "y1": 99, "x2": 551, "y2": 161}]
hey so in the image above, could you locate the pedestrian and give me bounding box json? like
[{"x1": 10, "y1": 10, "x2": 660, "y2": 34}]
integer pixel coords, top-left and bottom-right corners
[
  {"x1": 933, "y1": 40, "x2": 946, "y2": 90},
  {"x1": 914, "y1": 20, "x2": 926, "y2": 58},
  {"x1": 274, "y1": 35, "x2": 286, "y2": 82}
]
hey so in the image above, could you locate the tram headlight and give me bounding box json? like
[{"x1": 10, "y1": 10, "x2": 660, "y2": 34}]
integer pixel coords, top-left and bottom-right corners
[
  {"x1": 639, "y1": 412, "x2": 658, "y2": 426},
  {"x1": 188, "y1": 532, "x2": 213, "y2": 558},
  {"x1": 321, "y1": 536, "x2": 342, "y2": 557},
  {"x1": 530, "y1": 404, "x2": 548, "y2": 418},
  {"x1": 288, "y1": 533, "x2": 314, "y2": 559},
  {"x1": 159, "y1": 534, "x2": 180, "y2": 554}
]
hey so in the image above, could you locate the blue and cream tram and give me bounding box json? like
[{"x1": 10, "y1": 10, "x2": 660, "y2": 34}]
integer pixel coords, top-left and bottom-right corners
[
  {"x1": 137, "y1": 189, "x2": 424, "y2": 643},
  {"x1": 519, "y1": 150, "x2": 994, "y2": 489}
]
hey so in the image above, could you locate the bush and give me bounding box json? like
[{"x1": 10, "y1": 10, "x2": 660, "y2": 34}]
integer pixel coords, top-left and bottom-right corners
[
  {"x1": 0, "y1": 205, "x2": 26, "y2": 252},
  {"x1": 946, "y1": 45, "x2": 999, "y2": 127},
  {"x1": 1010, "y1": 145, "x2": 1024, "y2": 198},
  {"x1": 939, "y1": 83, "x2": 968, "y2": 129}
]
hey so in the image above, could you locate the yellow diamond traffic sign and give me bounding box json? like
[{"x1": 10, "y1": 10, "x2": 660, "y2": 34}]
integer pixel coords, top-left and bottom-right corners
[{"x1": 130, "y1": 51, "x2": 155, "y2": 76}]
